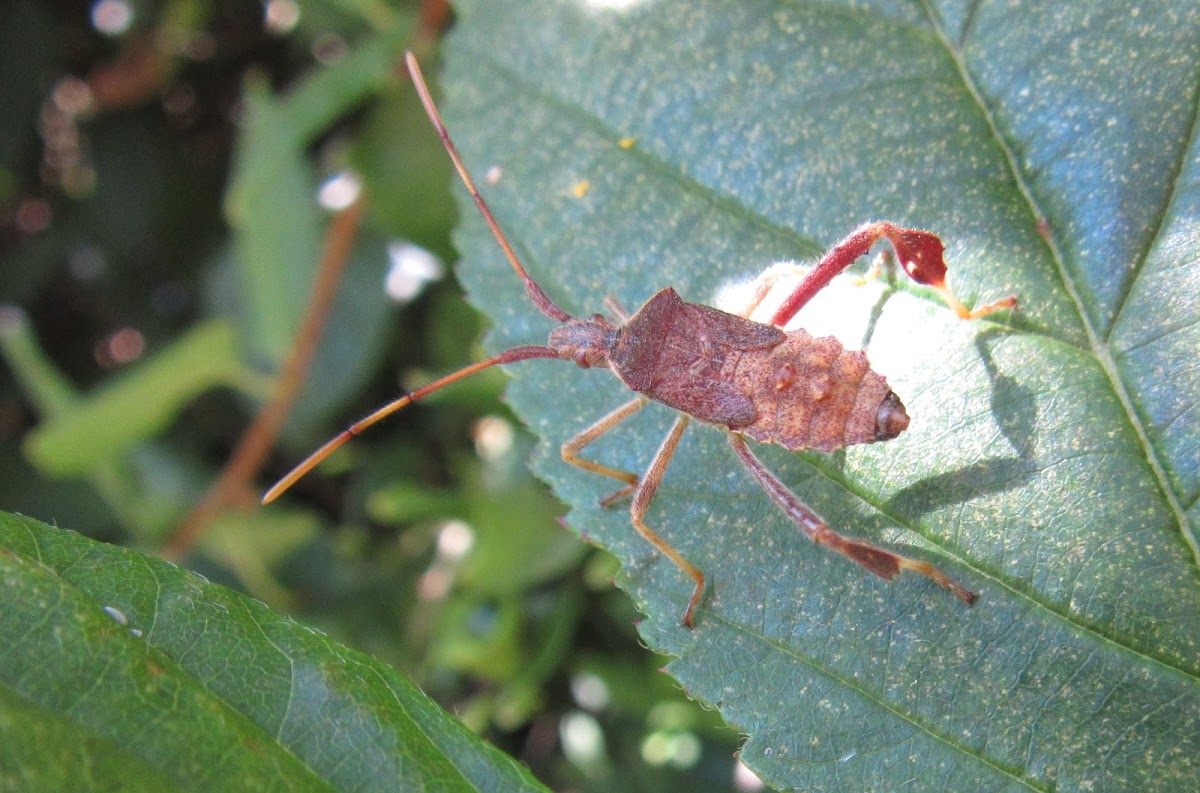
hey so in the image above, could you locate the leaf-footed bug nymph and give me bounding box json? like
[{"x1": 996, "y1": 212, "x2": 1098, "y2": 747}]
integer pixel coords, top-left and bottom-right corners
[{"x1": 264, "y1": 53, "x2": 1018, "y2": 628}]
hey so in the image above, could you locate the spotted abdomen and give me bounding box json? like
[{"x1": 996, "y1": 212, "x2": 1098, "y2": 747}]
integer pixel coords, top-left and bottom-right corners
[{"x1": 733, "y1": 328, "x2": 908, "y2": 452}]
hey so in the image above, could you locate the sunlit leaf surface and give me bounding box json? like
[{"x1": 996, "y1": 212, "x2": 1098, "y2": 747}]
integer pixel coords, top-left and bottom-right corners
[{"x1": 441, "y1": 1, "x2": 1200, "y2": 790}]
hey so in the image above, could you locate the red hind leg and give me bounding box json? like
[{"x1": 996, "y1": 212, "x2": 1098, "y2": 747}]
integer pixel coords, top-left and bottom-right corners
[
  {"x1": 727, "y1": 432, "x2": 976, "y2": 604},
  {"x1": 770, "y1": 221, "x2": 1016, "y2": 327}
]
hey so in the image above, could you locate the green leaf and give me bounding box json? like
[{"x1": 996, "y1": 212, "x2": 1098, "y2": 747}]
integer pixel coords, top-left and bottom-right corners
[
  {"x1": 0, "y1": 512, "x2": 548, "y2": 792},
  {"x1": 439, "y1": 2, "x2": 1200, "y2": 791},
  {"x1": 23, "y1": 320, "x2": 242, "y2": 476},
  {"x1": 224, "y1": 22, "x2": 411, "y2": 366}
]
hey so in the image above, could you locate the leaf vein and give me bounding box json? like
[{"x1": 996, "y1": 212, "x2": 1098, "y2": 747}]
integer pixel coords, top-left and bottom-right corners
[{"x1": 915, "y1": 0, "x2": 1200, "y2": 575}]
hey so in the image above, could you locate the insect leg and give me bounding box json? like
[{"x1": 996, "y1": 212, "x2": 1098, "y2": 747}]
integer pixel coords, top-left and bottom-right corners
[
  {"x1": 727, "y1": 433, "x2": 976, "y2": 604},
  {"x1": 849, "y1": 249, "x2": 889, "y2": 287},
  {"x1": 736, "y1": 262, "x2": 809, "y2": 319},
  {"x1": 562, "y1": 396, "x2": 649, "y2": 504},
  {"x1": 770, "y1": 221, "x2": 1016, "y2": 327},
  {"x1": 629, "y1": 415, "x2": 705, "y2": 627},
  {"x1": 602, "y1": 296, "x2": 631, "y2": 323}
]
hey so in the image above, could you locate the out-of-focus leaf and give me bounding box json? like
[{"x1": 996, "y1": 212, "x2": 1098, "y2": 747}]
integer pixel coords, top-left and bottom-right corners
[
  {"x1": 224, "y1": 22, "x2": 411, "y2": 366},
  {"x1": 367, "y1": 480, "x2": 463, "y2": 525},
  {"x1": 441, "y1": 2, "x2": 1200, "y2": 791},
  {"x1": 354, "y1": 71, "x2": 457, "y2": 260},
  {"x1": 0, "y1": 511, "x2": 549, "y2": 792},
  {"x1": 0, "y1": 305, "x2": 79, "y2": 417},
  {"x1": 200, "y1": 508, "x2": 321, "y2": 610},
  {"x1": 24, "y1": 320, "x2": 242, "y2": 476},
  {"x1": 460, "y1": 473, "x2": 585, "y2": 596},
  {"x1": 283, "y1": 225, "x2": 397, "y2": 437},
  {"x1": 226, "y1": 76, "x2": 323, "y2": 368}
]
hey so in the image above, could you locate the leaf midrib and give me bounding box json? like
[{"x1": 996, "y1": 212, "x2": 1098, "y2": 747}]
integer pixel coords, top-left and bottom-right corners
[
  {"x1": 460, "y1": 48, "x2": 1083, "y2": 343},
  {"x1": 917, "y1": 0, "x2": 1200, "y2": 568}
]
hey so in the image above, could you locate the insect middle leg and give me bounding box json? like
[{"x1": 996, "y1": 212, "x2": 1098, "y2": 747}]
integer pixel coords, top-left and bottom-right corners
[
  {"x1": 727, "y1": 433, "x2": 976, "y2": 604},
  {"x1": 561, "y1": 396, "x2": 648, "y2": 505},
  {"x1": 563, "y1": 403, "x2": 705, "y2": 626},
  {"x1": 629, "y1": 415, "x2": 705, "y2": 627}
]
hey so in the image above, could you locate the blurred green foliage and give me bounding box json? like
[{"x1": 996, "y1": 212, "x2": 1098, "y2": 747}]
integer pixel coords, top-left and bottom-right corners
[{"x1": 0, "y1": 1, "x2": 740, "y2": 790}]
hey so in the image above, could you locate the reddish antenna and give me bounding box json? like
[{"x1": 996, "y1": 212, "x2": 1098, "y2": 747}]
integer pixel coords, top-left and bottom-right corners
[
  {"x1": 405, "y1": 52, "x2": 571, "y2": 324},
  {"x1": 262, "y1": 53, "x2": 573, "y2": 503},
  {"x1": 262, "y1": 345, "x2": 558, "y2": 503}
]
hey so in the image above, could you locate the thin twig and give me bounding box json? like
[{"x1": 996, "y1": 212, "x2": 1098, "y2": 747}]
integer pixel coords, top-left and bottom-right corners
[{"x1": 163, "y1": 195, "x2": 366, "y2": 559}]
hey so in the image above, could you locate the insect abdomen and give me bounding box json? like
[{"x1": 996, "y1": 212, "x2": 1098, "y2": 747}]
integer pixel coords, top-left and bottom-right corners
[{"x1": 735, "y1": 329, "x2": 906, "y2": 452}]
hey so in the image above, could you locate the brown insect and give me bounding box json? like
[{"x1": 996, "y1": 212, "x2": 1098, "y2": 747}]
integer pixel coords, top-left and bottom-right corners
[{"x1": 263, "y1": 53, "x2": 1018, "y2": 628}]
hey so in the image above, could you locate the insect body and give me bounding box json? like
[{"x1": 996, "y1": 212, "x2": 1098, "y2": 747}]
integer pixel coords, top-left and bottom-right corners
[
  {"x1": 264, "y1": 53, "x2": 1017, "y2": 628},
  {"x1": 562, "y1": 286, "x2": 906, "y2": 451}
]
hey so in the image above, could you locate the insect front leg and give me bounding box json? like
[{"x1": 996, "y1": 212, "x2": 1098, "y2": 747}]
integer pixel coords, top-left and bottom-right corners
[
  {"x1": 849, "y1": 249, "x2": 889, "y2": 287},
  {"x1": 628, "y1": 415, "x2": 705, "y2": 627},
  {"x1": 770, "y1": 221, "x2": 1017, "y2": 327},
  {"x1": 602, "y1": 296, "x2": 631, "y2": 323},
  {"x1": 730, "y1": 261, "x2": 810, "y2": 319},
  {"x1": 727, "y1": 433, "x2": 976, "y2": 604},
  {"x1": 561, "y1": 396, "x2": 648, "y2": 505}
]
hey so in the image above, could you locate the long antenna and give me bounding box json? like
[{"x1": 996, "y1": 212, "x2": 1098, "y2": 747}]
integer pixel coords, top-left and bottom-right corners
[
  {"x1": 262, "y1": 55, "x2": 578, "y2": 503},
  {"x1": 405, "y1": 51, "x2": 572, "y2": 323},
  {"x1": 262, "y1": 345, "x2": 560, "y2": 503}
]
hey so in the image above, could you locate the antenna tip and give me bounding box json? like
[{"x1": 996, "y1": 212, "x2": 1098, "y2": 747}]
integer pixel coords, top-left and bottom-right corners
[{"x1": 261, "y1": 477, "x2": 295, "y2": 505}]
